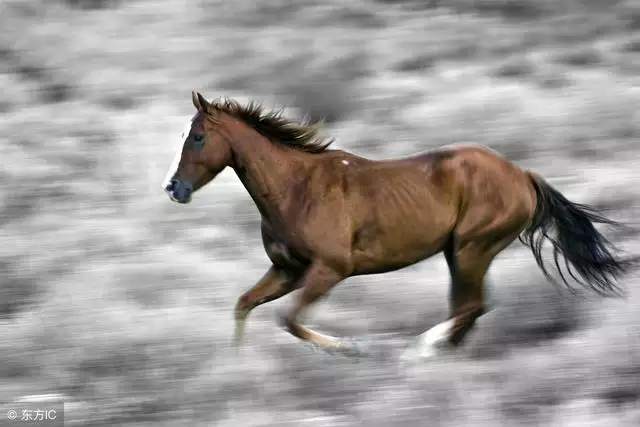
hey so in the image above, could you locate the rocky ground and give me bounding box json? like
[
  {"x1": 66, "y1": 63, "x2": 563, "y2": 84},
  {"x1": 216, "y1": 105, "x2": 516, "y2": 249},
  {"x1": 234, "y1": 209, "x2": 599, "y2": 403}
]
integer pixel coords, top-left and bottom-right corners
[{"x1": 1, "y1": 0, "x2": 640, "y2": 425}]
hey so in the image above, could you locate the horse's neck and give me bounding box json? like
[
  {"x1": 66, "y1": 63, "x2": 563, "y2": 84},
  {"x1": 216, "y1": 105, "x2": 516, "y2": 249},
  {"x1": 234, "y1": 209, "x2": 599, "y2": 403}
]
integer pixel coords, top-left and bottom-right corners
[{"x1": 230, "y1": 132, "x2": 309, "y2": 221}]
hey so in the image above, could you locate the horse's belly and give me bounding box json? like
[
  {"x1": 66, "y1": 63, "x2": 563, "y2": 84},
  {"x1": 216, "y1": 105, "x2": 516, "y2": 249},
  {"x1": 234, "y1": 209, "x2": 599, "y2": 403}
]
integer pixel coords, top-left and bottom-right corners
[{"x1": 351, "y1": 228, "x2": 449, "y2": 276}]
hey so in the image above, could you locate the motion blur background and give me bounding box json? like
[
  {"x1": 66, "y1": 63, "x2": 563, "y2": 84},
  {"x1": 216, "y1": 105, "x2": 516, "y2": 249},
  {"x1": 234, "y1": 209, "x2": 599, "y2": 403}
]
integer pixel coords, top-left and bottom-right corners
[{"x1": 1, "y1": 0, "x2": 640, "y2": 425}]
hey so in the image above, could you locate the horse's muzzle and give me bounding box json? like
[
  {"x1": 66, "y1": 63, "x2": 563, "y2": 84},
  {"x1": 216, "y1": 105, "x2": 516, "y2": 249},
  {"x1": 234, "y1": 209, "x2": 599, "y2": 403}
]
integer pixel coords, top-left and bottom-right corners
[{"x1": 164, "y1": 179, "x2": 192, "y2": 204}]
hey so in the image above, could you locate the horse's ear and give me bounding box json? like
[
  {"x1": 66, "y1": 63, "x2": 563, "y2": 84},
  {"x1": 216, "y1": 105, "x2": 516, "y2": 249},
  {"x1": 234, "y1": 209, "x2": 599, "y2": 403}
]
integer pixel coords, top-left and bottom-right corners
[
  {"x1": 192, "y1": 90, "x2": 201, "y2": 110},
  {"x1": 196, "y1": 92, "x2": 212, "y2": 113}
]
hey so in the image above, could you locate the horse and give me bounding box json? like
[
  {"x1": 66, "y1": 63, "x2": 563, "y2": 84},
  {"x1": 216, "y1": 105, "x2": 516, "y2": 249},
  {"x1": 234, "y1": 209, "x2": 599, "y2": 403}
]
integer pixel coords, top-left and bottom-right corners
[{"x1": 162, "y1": 91, "x2": 635, "y2": 360}]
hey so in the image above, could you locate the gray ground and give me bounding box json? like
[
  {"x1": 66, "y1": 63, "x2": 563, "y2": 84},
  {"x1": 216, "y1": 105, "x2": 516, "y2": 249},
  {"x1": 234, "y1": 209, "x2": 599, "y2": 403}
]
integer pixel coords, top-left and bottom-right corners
[{"x1": 1, "y1": 0, "x2": 640, "y2": 426}]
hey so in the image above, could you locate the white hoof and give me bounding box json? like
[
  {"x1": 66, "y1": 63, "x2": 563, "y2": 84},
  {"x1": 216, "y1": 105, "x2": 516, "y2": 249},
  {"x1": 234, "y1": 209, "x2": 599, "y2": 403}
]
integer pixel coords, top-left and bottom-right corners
[
  {"x1": 400, "y1": 319, "x2": 455, "y2": 361},
  {"x1": 400, "y1": 341, "x2": 448, "y2": 361}
]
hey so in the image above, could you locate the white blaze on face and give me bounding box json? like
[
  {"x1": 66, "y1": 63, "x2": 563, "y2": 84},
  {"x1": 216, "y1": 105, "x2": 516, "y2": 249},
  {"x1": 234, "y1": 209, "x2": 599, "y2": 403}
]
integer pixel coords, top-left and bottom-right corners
[{"x1": 162, "y1": 117, "x2": 193, "y2": 191}]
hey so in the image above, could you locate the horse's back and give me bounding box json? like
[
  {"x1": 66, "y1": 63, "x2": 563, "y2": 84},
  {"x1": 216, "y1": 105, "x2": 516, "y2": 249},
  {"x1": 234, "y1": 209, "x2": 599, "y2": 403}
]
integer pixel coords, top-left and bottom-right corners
[
  {"x1": 319, "y1": 142, "x2": 535, "y2": 221},
  {"x1": 417, "y1": 142, "x2": 506, "y2": 163}
]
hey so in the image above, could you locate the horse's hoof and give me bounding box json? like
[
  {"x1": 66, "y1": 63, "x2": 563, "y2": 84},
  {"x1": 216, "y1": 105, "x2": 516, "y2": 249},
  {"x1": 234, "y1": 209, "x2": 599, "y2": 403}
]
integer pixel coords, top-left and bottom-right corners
[
  {"x1": 232, "y1": 334, "x2": 242, "y2": 352},
  {"x1": 303, "y1": 341, "x2": 323, "y2": 355},
  {"x1": 339, "y1": 337, "x2": 366, "y2": 358},
  {"x1": 400, "y1": 341, "x2": 455, "y2": 363},
  {"x1": 399, "y1": 346, "x2": 419, "y2": 362}
]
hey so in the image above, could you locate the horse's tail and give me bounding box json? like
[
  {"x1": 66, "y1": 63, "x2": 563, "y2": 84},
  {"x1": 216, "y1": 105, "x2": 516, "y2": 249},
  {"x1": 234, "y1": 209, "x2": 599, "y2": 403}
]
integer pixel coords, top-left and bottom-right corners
[{"x1": 519, "y1": 171, "x2": 636, "y2": 297}]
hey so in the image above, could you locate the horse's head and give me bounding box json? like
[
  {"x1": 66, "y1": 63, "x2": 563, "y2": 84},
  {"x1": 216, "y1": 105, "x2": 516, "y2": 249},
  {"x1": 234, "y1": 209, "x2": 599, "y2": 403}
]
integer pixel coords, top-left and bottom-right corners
[{"x1": 162, "y1": 91, "x2": 233, "y2": 204}]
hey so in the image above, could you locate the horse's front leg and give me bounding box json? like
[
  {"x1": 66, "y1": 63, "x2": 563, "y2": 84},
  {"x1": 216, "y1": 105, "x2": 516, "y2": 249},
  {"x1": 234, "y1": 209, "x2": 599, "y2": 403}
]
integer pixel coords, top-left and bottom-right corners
[
  {"x1": 234, "y1": 266, "x2": 299, "y2": 347},
  {"x1": 278, "y1": 260, "x2": 360, "y2": 355}
]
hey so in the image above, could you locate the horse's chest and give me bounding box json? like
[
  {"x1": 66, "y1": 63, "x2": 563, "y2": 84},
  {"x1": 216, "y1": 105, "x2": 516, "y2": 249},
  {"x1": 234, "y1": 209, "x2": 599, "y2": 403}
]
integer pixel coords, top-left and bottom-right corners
[
  {"x1": 264, "y1": 240, "x2": 308, "y2": 270},
  {"x1": 261, "y1": 222, "x2": 308, "y2": 270}
]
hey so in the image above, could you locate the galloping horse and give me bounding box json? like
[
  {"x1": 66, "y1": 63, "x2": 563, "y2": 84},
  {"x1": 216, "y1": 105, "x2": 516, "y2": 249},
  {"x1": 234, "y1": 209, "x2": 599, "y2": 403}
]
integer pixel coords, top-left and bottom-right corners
[{"x1": 163, "y1": 91, "x2": 634, "y2": 359}]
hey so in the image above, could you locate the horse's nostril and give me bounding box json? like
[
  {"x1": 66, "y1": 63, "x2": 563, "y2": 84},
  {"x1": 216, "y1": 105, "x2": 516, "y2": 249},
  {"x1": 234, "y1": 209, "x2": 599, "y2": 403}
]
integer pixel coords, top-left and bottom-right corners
[{"x1": 165, "y1": 180, "x2": 176, "y2": 192}]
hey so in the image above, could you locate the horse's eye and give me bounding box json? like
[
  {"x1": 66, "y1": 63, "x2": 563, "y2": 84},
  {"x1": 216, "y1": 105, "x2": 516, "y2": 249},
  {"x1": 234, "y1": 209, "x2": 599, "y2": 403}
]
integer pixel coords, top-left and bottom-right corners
[{"x1": 191, "y1": 134, "x2": 205, "y2": 149}]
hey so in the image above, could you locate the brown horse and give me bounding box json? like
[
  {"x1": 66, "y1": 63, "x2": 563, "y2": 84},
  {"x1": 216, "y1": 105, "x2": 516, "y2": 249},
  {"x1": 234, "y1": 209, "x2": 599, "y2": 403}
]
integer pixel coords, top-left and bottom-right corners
[{"x1": 163, "y1": 91, "x2": 634, "y2": 360}]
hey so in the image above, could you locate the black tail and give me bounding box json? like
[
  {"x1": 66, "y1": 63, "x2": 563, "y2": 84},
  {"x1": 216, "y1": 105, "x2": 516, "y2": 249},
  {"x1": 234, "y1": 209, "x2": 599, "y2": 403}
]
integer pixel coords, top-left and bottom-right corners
[{"x1": 519, "y1": 172, "x2": 636, "y2": 298}]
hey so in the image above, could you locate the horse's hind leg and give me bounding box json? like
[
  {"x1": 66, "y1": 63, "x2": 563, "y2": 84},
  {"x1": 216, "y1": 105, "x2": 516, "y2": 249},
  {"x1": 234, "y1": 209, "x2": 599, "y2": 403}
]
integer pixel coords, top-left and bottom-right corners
[
  {"x1": 446, "y1": 239, "x2": 495, "y2": 347},
  {"x1": 405, "y1": 228, "x2": 522, "y2": 360}
]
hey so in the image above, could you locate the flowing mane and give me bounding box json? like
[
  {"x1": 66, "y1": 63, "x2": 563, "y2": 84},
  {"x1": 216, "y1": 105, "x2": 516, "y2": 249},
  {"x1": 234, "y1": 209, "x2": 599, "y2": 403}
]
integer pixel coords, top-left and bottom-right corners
[{"x1": 209, "y1": 98, "x2": 334, "y2": 153}]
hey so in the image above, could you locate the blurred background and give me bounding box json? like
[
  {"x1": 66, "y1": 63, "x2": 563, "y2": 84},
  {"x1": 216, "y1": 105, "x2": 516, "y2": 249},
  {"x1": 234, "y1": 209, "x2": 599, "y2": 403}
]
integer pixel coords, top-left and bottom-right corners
[{"x1": 1, "y1": 0, "x2": 640, "y2": 425}]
